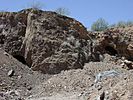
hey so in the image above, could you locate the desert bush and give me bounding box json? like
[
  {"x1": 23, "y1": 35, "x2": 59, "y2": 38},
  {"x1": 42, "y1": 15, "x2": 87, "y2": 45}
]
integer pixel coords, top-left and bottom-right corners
[
  {"x1": 91, "y1": 18, "x2": 108, "y2": 31},
  {"x1": 55, "y1": 7, "x2": 70, "y2": 16},
  {"x1": 28, "y1": 1, "x2": 44, "y2": 10}
]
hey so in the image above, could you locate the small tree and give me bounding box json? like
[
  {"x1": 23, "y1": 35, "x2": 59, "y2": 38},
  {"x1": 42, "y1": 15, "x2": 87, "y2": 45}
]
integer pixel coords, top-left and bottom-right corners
[
  {"x1": 91, "y1": 18, "x2": 108, "y2": 31},
  {"x1": 55, "y1": 7, "x2": 70, "y2": 16}
]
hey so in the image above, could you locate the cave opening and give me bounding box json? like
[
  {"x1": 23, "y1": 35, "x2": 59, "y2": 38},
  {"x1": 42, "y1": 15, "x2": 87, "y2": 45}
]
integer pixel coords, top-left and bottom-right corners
[
  {"x1": 128, "y1": 57, "x2": 133, "y2": 61},
  {"x1": 13, "y1": 55, "x2": 27, "y2": 65},
  {"x1": 105, "y1": 46, "x2": 118, "y2": 56}
]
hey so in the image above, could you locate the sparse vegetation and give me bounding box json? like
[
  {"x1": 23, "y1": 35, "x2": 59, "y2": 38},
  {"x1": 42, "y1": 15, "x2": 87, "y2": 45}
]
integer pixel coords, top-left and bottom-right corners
[
  {"x1": 91, "y1": 18, "x2": 133, "y2": 31},
  {"x1": 55, "y1": 7, "x2": 70, "y2": 16},
  {"x1": 110, "y1": 21, "x2": 133, "y2": 28},
  {"x1": 28, "y1": 1, "x2": 44, "y2": 10},
  {"x1": 116, "y1": 21, "x2": 126, "y2": 27},
  {"x1": 91, "y1": 18, "x2": 108, "y2": 31},
  {"x1": 126, "y1": 21, "x2": 133, "y2": 26}
]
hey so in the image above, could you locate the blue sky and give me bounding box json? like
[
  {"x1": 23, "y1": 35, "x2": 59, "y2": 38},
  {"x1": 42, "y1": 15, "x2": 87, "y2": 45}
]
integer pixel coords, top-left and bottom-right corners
[{"x1": 0, "y1": 0, "x2": 133, "y2": 29}]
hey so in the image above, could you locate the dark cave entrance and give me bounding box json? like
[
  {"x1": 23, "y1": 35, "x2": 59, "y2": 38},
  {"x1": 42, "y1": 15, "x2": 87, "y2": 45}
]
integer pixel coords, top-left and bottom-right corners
[
  {"x1": 127, "y1": 57, "x2": 133, "y2": 61},
  {"x1": 105, "y1": 46, "x2": 118, "y2": 56},
  {"x1": 13, "y1": 55, "x2": 27, "y2": 65}
]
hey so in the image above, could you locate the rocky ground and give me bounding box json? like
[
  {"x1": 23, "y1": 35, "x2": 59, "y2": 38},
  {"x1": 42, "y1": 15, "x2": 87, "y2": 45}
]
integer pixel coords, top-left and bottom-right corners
[{"x1": 0, "y1": 8, "x2": 133, "y2": 100}]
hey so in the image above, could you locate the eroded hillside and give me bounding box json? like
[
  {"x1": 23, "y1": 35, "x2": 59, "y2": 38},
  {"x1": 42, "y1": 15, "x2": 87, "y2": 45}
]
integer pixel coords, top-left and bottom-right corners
[{"x1": 0, "y1": 8, "x2": 133, "y2": 100}]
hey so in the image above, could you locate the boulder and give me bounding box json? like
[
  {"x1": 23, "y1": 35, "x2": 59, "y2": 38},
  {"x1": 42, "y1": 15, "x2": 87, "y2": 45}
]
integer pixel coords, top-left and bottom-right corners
[
  {"x1": 22, "y1": 9, "x2": 90, "y2": 74},
  {"x1": 0, "y1": 9, "x2": 91, "y2": 74}
]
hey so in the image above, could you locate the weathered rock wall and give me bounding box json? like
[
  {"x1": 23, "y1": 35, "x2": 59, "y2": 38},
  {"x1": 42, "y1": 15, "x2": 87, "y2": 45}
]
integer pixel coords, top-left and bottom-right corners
[
  {"x1": 0, "y1": 9, "x2": 90, "y2": 74},
  {"x1": 90, "y1": 27, "x2": 133, "y2": 61}
]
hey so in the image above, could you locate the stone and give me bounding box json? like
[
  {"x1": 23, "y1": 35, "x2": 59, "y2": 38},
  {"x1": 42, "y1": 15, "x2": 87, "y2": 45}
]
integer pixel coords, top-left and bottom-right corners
[
  {"x1": 96, "y1": 92, "x2": 105, "y2": 100},
  {"x1": 7, "y1": 69, "x2": 14, "y2": 77},
  {"x1": 27, "y1": 86, "x2": 32, "y2": 91},
  {"x1": 99, "y1": 91, "x2": 105, "y2": 100},
  {"x1": 124, "y1": 60, "x2": 133, "y2": 69},
  {"x1": 3, "y1": 52, "x2": 9, "y2": 56}
]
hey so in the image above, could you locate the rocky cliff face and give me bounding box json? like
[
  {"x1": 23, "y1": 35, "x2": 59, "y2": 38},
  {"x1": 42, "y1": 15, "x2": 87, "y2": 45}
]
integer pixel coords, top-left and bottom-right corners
[
  {"x1": 0, "y1": 8, "x2": 133, "y2": 74},
  {"x1": 0, "y1": 8, "x2": 91, "y2": 74},
  {"x1": 0, "y1": 11, "x2": 27, "y2": 55},
  {"x1": 89, "y1": 26, "x2": 133, "y2": 61}
]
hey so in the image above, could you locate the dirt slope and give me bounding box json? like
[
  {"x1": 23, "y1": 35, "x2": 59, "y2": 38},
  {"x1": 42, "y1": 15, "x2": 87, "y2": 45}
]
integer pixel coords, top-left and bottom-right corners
[{"x1": 0, "y1": 49, "x2": 51, "y2": 100}]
